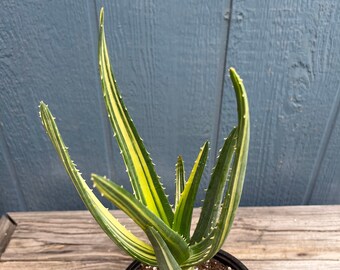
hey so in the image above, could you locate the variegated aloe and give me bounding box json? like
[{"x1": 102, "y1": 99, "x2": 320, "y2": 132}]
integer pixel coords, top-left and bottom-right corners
[{"x1": 39, "y1": 8, "x2": 250, "y2": 270}]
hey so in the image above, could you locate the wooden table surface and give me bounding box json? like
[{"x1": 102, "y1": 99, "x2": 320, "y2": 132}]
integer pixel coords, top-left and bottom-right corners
[{"x1": 0, "y1": 205, "x2": 339, "y2": 270}]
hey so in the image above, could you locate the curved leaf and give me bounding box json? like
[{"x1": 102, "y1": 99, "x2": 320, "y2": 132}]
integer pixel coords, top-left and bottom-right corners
[
  {"x1": 186, "y1": 67, "x2": 250, "y2": 265},
  {"x1": 209, "y1": 68, "x2": 249, "y2": 253},
  {"x1": 39, "y1": 102, "x2": 157, "y2": 265}
]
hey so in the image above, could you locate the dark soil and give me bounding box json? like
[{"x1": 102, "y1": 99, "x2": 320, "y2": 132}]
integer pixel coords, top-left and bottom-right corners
[{"x1": 140, "y1": 259, "x2": 233, "y2": 270}]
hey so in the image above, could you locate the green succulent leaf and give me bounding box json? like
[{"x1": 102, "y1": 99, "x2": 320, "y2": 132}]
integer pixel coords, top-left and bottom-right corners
[
  {"x1": 209, "y1": 68, "x2": 249, "y2": 252},
  {"x1": 92, "y1": 174, "x2": 191, "y2": 264},
  {"x1": 39, "y1": 102, "x2": 157, "y2": 265},
  {"x1": 190, "y1": 127, "x2": 237, "y2": 244},
  {"x1": 145, "y1": 227, "x2": 182, "y2": 270},
  {"x1": 98, "y1": 8, "x2": 173, "y2": 226},
  {"x1": 172, "y1": 142, "x2": 209, "y2": 241},
  {"x1": 188, "y1": 68, "x2": 250, "y2": 264},
  {"x1": 175, "y1": 156, "x2": 185, "y2": 210}
]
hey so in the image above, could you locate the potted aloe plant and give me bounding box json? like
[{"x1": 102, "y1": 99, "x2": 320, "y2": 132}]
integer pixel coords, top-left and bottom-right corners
[{"x1": 39, "y1": 8, "x2": 249, "y2": 270}]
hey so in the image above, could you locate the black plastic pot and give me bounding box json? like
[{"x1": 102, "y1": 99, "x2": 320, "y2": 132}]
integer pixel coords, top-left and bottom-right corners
[{"x1": 126, "y1": 250, "x2": 248, "y2": 270}]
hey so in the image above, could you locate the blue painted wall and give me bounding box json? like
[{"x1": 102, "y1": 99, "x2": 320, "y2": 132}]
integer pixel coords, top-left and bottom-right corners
[{"x1": 1, "y1": 0, "x2": 339, "y2": 214}]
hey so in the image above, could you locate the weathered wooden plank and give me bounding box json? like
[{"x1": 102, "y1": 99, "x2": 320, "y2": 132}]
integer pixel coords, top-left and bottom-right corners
[
  {"x1": 222, "y1": 206, "x2": 340, "y2": 261},
  {"x1": 94, "y1": 0, "x2": 232, "y2": 200},
  {"x1": 244, "y1": 261, "x2": 340, "y2": 270},
  {"x1": 0, "y1": 261, "x2": 131, "y2": 270},
  {"x1": 0, "y1": 1, "x2": 112, "y2": 212},
  {"x1": 0, "y1": 206, "x2": 339, "y2": 267},
  {"x1": 219, "y1": 0, "x2": 340, "y2": 205},
  {"x1": 1, "y1": 210, "x2": 145, "y2": 262},
  {"x1": 1, "y1": 260, "x2": 339, "y2": 270},
  {"x1": 0, "y1": 215, "x2": 16, "y2": 257}
]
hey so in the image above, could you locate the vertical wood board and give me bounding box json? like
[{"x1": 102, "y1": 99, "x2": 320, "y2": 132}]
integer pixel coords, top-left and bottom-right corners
[
  {"x1": 220, "y1": 0, "x2": 340, "y2": 205},
  {"x1": 0, "y1": 125, "x2": 24, "y2": 212},
  {"x1": 309, "y1": 85, "x2": 340, "y2": 204},
  {"x1": 0, "y1": 1, "x2": 112, "y2": 212}
]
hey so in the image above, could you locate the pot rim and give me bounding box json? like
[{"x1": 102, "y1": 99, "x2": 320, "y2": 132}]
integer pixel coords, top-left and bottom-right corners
[{"x1": 126, "y1": 250, "x2": 248, "y2": 270}]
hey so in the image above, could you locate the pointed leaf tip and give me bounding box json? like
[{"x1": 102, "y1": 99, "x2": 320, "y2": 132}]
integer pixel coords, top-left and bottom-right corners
[
  {"x1": 229, "y1": 67, "x2": 235, "y2": 73},
  {"x1": 99, "y1": 7, "x2": 104, "y2": 26}
]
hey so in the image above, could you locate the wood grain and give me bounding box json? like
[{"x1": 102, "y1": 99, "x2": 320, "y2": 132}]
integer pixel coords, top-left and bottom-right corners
[
  {"x1": 0, "y1": 206, "x2": 339, "y2": 270},
  {"x1": 0, "y1": 215, "x2": 16, "y2": 256},
  {"x1": 219, "y1": 0, "x2": 340, "y2": 206},
  {"x1": 0, "y1": 1, "x2": 112, "y2": 213},
  {"x1": 0, "y1": 260, "x2": 339, "y2": 270}
]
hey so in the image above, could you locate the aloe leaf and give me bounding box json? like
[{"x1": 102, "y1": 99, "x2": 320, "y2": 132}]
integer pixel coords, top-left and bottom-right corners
[
  {"x1": 98, "y1": 8, "x2": 173, "y2": 225},
  {"x1": 145, "y1": 227, "x2": 182, "y2": 270},
  {"x1": 187, "y1": 67, "x2": 250, "y2": 264},
  {"x1": 208, "y1": 68, "x2": 249, "y2": 253},
  {"x1": 92, "y1": 174, "x2": 191, "y2": 264},
  {"x1": 175, "y1": 156, "x2": 185, "y2": 210},
  {"x1": 39, "y1": 102, "x2": 157, "y2": 265},
  {"x1": 172, "y1": 142, "x2": 209, "y2": 241},
  {"x1": 190, "y1": 127, "x2": 237, "y2": 244}
]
